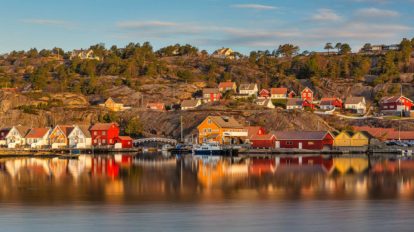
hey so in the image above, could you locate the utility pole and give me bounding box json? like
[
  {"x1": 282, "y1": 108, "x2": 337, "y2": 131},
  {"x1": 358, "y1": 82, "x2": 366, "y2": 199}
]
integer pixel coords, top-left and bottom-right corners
[
  {"x1": 180, "y1": 115, "x2": 183, "y2": 143},
  {"x1": 399, "y1": 83, "x2": 402, "y2": 141}
]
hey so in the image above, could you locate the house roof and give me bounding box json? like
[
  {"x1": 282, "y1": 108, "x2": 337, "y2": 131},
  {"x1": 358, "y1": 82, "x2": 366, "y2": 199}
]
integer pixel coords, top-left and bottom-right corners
[
  {"x1": 208, "y1": 116, "x2": 244, "y2": 129},
  {"x1": 353, "y1": 126, "x2": 414, "y2": 140},
  {"x1": 271, "y1": 88, "x2": 288, "y2": 95},
  {"x1": 239, "y1": 83, "x2": 257, "y2": 91},
  {"x1": 218, "y1": 81, "x2": 236, "y2": 89},
  {"x1": 55, "y1": 125, "x2": 74, "y2": 136},
  {"x1": 380, "y1": 96, "x2": 413, "y2": 104},
  {"x1": 250, "y1": 134, "x2": 275, "y2": 141},
  {"x1": 203, "y1": 88, "x2": 220, "y2": 94},
  {"x1": 105, "y1": 97, "x2": 122, "y2": 104},
  {"x1": 345, "y1": 96, "x2": 365, "y2": 105},
  {"x1": 301, "y1": 87, "x2": 314, "y2": 93},
  {"x1": 147, "y1": 103, "x2": 165, "y2": 109},
  {"x1": 213, "y1": 48, "x2": 233, "y2": 55},
  {"x1": 246, "y1": 126, "x2": 265, "y2": 138},
  {"x1": 274, "y1": 131, "x2": 331, "y2": 140},
  {"x1": 320, "y1": 97, "x2": 341, "y2": 106},
  {"x1": 78, "y1": 125, "x2": 91, "y2": 137},
  {"x1": 259, "y1": 89, "x2": 270, "y2": 94},
  {"x1": 25, "y1": 128, "x2": 50, "y2": 139},
  {"x1": 116, "y1": 136, "x2": 133, "y2": 141},
  {"x1": 14, "y1": 126, "x2": 30, "y2": 137},
  {"x1": 181, "y1": 99, "x2": 200, "y2": 108},
  {"x1": 90, "y1": 123, "x2": 118, "y2": 131},
  {"x1": 286, "y1": 98, "x2": 303, "y2": 106},
  {"x1": 256, "y1": 99, "x2": 273, "y2": 106}
]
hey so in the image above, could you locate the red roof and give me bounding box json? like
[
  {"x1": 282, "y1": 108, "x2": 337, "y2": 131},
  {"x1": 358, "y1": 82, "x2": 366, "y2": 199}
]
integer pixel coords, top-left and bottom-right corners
[
  {"x1": 116, "y1": 136, "x2": 133, "y2": 141},
  {"x1": 246, "y1": 126, "x2": 266, "y2": 138},
  {"x1": 250, "y1": 134, "x2": 275, "y2": 141},
  {"x1": 380, "y1": 96, "x2": 413, "y2": 104},
  {"x1": 271, "y1": 88, "x2": 288, "y2": 95},
  {"x1": 218, "y1": 81, "x2": 235, "y2": 89},
  {"x1": 320, "y1": 97, "x2": 342, "y2": 106},
  {"x1": 25, "y1": 128, "x2": 50, "y2": 139},
  {"x1": 353, "y1": 126, "x2": 414, "y2": 141},
  {"x1": 56, "y1": 125, "x2": 74, "y2": 136},
  {"x1": 301, "y1": 87, "x2": 313, "y2": 93},
  {"x1": 147, "y1": 103, "x2": 165, "y2": 110},
  {"x1": 90, "y1": 123, "x2": 119, "y2": 131},
  {"x1": 274, "y1": 131, "x2": 331, "y2": 140}
]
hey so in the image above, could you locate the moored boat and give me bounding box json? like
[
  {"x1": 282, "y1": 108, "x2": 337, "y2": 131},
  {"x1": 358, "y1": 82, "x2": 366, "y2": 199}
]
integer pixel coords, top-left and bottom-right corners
[{"x1": 192, "y1": 143, "x2": 237, "y2": 156}]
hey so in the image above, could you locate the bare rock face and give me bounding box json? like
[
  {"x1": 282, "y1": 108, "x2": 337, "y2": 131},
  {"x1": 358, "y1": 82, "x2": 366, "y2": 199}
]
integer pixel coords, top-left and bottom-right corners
[
  {"x1": 51, "y1": 93, "x2": 89, "y2": 108},
  {"x1": 0, "y1": 91, "x2": 31, "y2": 113}
]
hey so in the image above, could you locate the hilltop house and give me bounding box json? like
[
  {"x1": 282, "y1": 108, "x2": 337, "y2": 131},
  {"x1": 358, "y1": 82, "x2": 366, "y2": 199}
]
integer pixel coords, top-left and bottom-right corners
[
  {"x1": 25, "y1": 128, "x2": 51, "y2": 149},
  {"x1": 146, "y1": 103, "x2": 165, "y2": 111},
  {"x1": 301, "y1": 87, "x2": 314, "y2": 102},
  {"x1": 273, "y1": 131, "x2": 334, "y2": 150},
  {"x1": 255, "y1": 99, "x2": 275, "y2": 109},
  {"x1": 270, "y1": 88, "x2": 288, "y2": 99},
  {"x1": 0, "y1": 128, "x2": 10, "y2": 146},
  {"x1": 49, "y1": 125, "x2": 74, "y2": 149},
  {"x1": 68, "y1": 125, "x2": 92, "y2": 148},
  {"x1": 379, "y1": 96, "x2": 413, "y2": 116},
  {"x1": 258, "y1": 89, "x2": 271, "y2": 99},
  {"x1": 202, "y1": 88, "x2": 221, "y2": 102},
  {"x1": 239, "y1": 83, "x2": 258, "y2": 96},
  {"x1": 99, "y1": 97, "x2": 131, "y2": 112},
  {"x1": 319, "y1": 97, "x2": 343, "y2": 110},
  {"x1": 344, "y1": 96, "x2": 366, "y2": 114},
  {"x1": 333, "y1": 131, "x2": 371, "y2": 147},
  {"x1": 288, "y1": 90, "x2": 297, "y2": 98},
  {"x1": 6, "y1": 126, "x2": 30, "y2": 148},
  {"x1": 197, "y1": 116, "x2": 248, "y2": 144},
  {"x1": 181, "y1": 99, "x2": 201, "y2": 110},
  {"x1": 70, "y1": 49, "x2": 101, "y2": 61},
  {"x1": 212, "y1": 48, "x2": 235, "y2": 59},
  {"x1": 218, "y1": 81, "x2": 237, "y2": 93},
  {"x1": 90, "y1": 123, "x2": 120, "y2": 146}
]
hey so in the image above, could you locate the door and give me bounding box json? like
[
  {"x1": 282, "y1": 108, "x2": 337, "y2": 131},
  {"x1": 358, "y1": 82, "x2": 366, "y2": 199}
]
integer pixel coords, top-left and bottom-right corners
[
  {"x1": 275, "y1": 141, "x2": 280, "y2": 149},
  {"x1": 298, "y1": 142, "x2": 303, "y2": 149}
]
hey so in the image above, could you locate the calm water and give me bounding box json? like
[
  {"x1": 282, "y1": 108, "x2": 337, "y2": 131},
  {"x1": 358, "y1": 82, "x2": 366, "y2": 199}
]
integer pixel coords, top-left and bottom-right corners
[{"x1": 1, "y1": 154, "x2": 414, "y2": 231}]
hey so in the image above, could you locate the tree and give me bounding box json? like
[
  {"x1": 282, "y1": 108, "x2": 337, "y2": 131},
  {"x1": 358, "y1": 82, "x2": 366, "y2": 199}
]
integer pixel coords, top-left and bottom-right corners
[
  {"x1": 30, "y1": 66, "x2": 48, "y2": 90},
  {"x1": 362, "y1": 43, "x2": 372, "y2": 52},
  {"x1": 400, "y1": 38, "x2": 412, "y2": 64},
  {"x1": 335, "y1": 43, "x2": 342, "y2": 53},
  {"x1": 125, "y1": 117, "x2": 143, "y2": 137},
  {"x1": 339, "y1": 43, "x2": 351, "y2": 55},
  {"x1": 324, "y1": 43, "x2": 334, "y2": 55},
  {"x1": 276, "y1": 44, "x2": 300, "y2": 57}
]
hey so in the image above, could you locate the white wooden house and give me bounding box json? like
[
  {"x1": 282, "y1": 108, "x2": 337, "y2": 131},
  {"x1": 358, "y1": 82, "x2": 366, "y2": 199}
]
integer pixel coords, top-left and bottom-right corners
[
  {"x1": 68, "y1": 125, "x2": 92, "y2": 148},
  {"x1": 6, "y1": 126, "x2": 30, "y2": 148}
]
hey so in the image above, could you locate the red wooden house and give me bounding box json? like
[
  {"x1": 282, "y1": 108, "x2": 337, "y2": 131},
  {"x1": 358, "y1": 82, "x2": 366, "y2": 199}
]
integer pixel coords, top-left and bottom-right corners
[
  {"x1": 203, "y1": 88, "x2": 222, "y2": 102},
  {"x1": 114, "y1": 136, "x2": 133, "y2": 148},
  {"x1": 379, "y1": 96, "x2": 413, "y2": 115},
  {"x1": 288, "y1": 90, "x2": 296, "y2": 98},
  {"x1": 90, "y1": 123, "x2": 120, "y2": 146},
  {"x1": 246, "y1": 126, "x2": 276, "y2": 149},
  {"x1": 273, "y1": 131, "x2": 334, "y2": 150},
  {"x1": 259, "y1": 89, "x2": 271, "y2": 99},
  {"x1": 319, "y1": 97, "x2": 343, "y2": 110},
  {"x1": 301, "y1": 87, "x2": 314, "y2": 102}
]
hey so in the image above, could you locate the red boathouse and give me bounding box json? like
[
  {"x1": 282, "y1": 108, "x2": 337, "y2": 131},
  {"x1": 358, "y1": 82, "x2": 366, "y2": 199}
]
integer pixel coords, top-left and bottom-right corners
[{"x1": 273, "y1": 131, "x2": 334, "y2": 150}]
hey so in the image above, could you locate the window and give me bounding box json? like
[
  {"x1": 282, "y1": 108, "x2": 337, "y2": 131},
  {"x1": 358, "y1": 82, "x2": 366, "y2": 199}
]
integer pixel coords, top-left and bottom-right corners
[
  {"x1": 308, "y1": 141, "x2": 314, "y2": 145},
  {"x1": 102, "y1": 131, "x2": 106, "y2": 135},
  {"x1": 208, "y1": 119, "x2": 211, "y2": 124},
  {"x1": 102, "y1": 139, "x2": 106, "y2": 144},
  {"x1": 109, "y1": 139, "x2": 113, "y2": 143},
  {"x1": 94, "y1": 131, "x2": 97, "y2": 136},
  {"x1": 286, "y1": 141, "x2": 293, "y2": 145}
]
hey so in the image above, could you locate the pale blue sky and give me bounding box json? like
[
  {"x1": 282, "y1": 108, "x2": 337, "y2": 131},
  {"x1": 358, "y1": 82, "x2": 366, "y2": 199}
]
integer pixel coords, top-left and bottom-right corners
[{"x1": 0, "y1": 0, "x2": 413, "y2": 54}]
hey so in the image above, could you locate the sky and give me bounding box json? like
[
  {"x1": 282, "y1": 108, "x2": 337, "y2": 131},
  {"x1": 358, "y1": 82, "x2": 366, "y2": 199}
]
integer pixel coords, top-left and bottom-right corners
[{"x1": 0, "y1": 0, "x2": 413, "y2": 54}]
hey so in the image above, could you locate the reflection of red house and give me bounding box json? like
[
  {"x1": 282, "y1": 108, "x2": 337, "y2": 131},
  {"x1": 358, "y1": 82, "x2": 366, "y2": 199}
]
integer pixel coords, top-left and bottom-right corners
[
  {"x1": 274, "y1": 131, "x2": 334, "y2": 150},
  {"x1": 114, "y1": 136, "x2": 133, "y2": 148},
  {"x1": 249, "y1": 158, "x2": 275, "y2": 176},
  {"x1": 91, "y1": 157, "x2": 120, "y2": 178},
  {"x1": 90, "y1": 123, "x2": 120, "y2": 146}
]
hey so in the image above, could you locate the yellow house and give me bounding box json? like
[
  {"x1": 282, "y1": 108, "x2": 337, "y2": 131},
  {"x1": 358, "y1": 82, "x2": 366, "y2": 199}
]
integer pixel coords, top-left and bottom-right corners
[
  {"x1": 333, "y1": 131, "x2": 370, "y2": 147},
  {"x1": 197, "y1": 116, "x2": 248, "y2": 144},
  {"x1": 99, "y1": 97, "x2": 131, "y2": 112}
]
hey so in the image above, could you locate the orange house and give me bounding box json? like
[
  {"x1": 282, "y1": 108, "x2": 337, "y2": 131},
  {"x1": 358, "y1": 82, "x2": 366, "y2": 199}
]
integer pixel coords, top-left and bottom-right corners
[{"x1": 197, "y1": 116, "x2": 248, "y2": 144}]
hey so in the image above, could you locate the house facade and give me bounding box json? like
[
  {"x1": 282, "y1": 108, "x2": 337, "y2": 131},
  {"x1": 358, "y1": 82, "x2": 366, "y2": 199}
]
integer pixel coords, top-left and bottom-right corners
[
  {"x1": 255, "y1": 99, "x2": 275, "y2": 109},
  {"x1": 146, "y1": 103, "x2": 165, "y2": 111},
  {"x1": 99, "y1": 97, "x2": 131, "y2": 112},
  {"x1": 49, "y1": 125, "x2": 74, "y2": 149},
  {"x1": 90, "y1": 123, "x2": 120, "y2": 146},
  {"x1": 319, "y1": 97, "x2": 343, "y2": 110},
  {"x1": 379, "y1": 96, "x2": 413, "y2": 115},
  {"x1": 114, "y1": 136, "x2": 133, "y2": 149},
  {"x1": 286, "y1": 98, "x2": 314, "y2": 110},
  {"x1": 203, "y1": 88, "x2": 221, "y2": 102},
  {"x1": 333, "y1": 131, "x2": 370, "y2": 147},
  {"x1": 239, "y1": 83, "x2": 258, "y2": 96},
  {"x1": 181, "y1": 99, "x2": 201, "y2": 110},
  {"x1": 218, "y1": 81, "x2": 237, "y2": 93},
  {"x1": 273, "y1": 131, "x2": 334, "y2": 150},
  {"x1": 344, "y1": 97, "x2": 366, "y2": 114},
  {"x1": 25, "y1": 128, "x2": 51, "y2": 148},
  {"x1": 258, "y1": 89, "x2": 271, "y2": 99},
  {"x1": 68, "y1": 125, "x2": 92, "y2": 148},
  {"x1": 270, "y1": 88, "x2": 288, "y2": 99},
  {"x1": 6, "y1": 126, "x2": 29, "y2": 148},
  {"x1": 301, "y1": 87, "x2": 314, "y2": 102},
  {"x1": 212, "y1": 48, "x2": 235, "y2": 59},
  {"x1": 197, "y1": 116, "x2": 248, "y2": 144},
  {"x1": 0, "y1": 128, "x2": 10, "y2": 146},
  {"x1": 70, "y1": 49, "x2": 101, "y2": 61}
]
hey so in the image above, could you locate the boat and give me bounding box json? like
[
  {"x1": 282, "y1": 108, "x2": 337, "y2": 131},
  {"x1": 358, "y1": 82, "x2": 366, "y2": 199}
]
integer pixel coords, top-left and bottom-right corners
[{"x1": 192, "y1": 143, "x2": 237, "y2": 156}]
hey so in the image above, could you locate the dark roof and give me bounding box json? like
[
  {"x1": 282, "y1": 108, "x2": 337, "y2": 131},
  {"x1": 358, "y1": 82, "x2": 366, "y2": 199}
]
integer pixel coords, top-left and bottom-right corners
[
  {"x1": 274, "y1": 131, "x2": 331, "y2": 140},
  {"x1": 203, "y1": 88, "x2": 220, "y2": 94},
  {"x1": 345, "y1": 97, "x2": 365, "y2": 105},
  {"x1": 209, "y1": 116, "x2": 244, "y2": 129},
  {"x1": 239, "y1": 83, "x2": 257, "y2": 91},
  {"x1": 286, "y1": 98, "x2": 303, "y2": 106},
  {"x1": 90, "y1": 123, "x2": 118, "y2": 131},
  {"x1": 181, "y1": 99, "x2": 200, "y2": 108}
]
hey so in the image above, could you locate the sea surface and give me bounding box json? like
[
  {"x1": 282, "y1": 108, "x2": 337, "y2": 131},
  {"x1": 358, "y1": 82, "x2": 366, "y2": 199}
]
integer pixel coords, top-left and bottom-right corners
[{"x1": 1, "y1": 154, "x2": 414, "y2": 232}]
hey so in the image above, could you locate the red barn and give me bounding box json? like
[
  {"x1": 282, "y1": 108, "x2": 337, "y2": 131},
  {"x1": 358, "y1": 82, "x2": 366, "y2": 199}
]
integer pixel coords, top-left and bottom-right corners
[
  {"x1": 259, "y1": 89, "x2": 270, "y2": 99},
  {"x1": 379, "y1": 96, "x2": 413, "y2": 115},
  {"x1": 250, "y1": 134, "x2": 276, "y2": 149},
  {"x1": 90, "y1": 123, "x2": 120, "y2": 146},
  {"x1": 114, "y1": 136, "x2": 133, "y2": 148},
  {"x1": 274, "y1": 131, "x2": 334, "y2": 150},
  {"x1": 301, "y1": 87, "x2": 314, "y2": 102}
]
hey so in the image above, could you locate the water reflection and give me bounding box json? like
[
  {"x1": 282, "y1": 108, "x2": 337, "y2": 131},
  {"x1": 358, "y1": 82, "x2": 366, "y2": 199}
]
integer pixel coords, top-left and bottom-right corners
[{"x1": 1, "y1": 154, "x2": 414, "y2": 204}]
